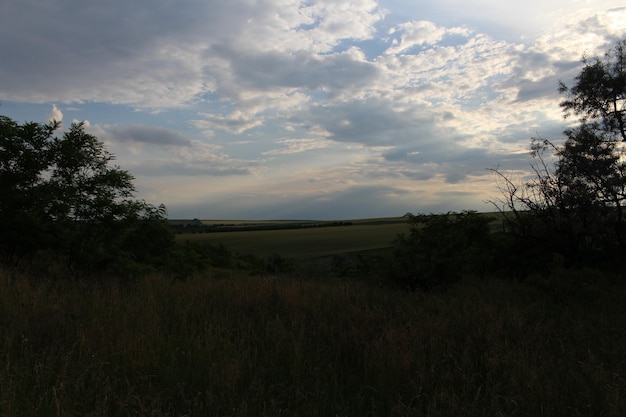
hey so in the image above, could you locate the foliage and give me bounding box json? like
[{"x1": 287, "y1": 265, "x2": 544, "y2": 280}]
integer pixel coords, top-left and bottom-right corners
[
  {"x1": 558, "y1": 40, "x2": 626, "y2": 142},
  {"x1": 0, "y1": 116, "x2": 173, "y2": 272},
  {"x1": 391, "y1": 211, "x2": 493, "y2": 289},
  {"x1": 0, "y1": 116, "x2": 59, "y2": 255},
  {"x1": 489, "y1": 40, "x2": 626, "y2": 270}
]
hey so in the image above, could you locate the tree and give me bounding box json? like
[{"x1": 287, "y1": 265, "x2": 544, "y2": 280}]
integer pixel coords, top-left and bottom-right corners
[
  {"x1": 0, "y1": 116, "x2": 59, "y2": 255},
  {"x1": 559, "y1": 40, "x2": 626, "y2": 142},
  {"x1": 0, "y1": 116, "x2": 173, "y2": 271},
  {"x1": 46, "y1": 122, "x2": 149, "y2": 267},
  {"x1": 490, "y1": 40, "x2": 626, "y2": 269}
]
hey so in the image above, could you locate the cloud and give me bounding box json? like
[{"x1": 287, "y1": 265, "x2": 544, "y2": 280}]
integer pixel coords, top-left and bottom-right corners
[
  {"x1": 263, "y1": 138, "x2": 333, "y2": 155},
  {"x1": 291, "y1": 99, "x2": 432, "y2": 146},
  {"x1": 221, "y1": 47, "x2": 379, "y2": 93},
  {"x1": 172, "y1": 184, "x2": 414, "y2": 220},
  {"x1": 2, "y1": 1, "x2": 626, "y2": 219},
  {"x1": 191, "y1": 111, "x2": 265, "y2": 135},
  {"x1": 0, "y1": 0, "x2": 385, "y2": 110},
  {"x1": 103, "y1": 124, "x2": 191, "y2": 146},
  {"x1": 0, "y1": 0, "x2": 213, "y2": 107},
  {"x1": 47, "y1": 104, "x2": 63, "y2": 123},
  {"x1": 116, "y1": 138, "x2": 259, "y2": 180},
  {"x1": 130, "y1": 160, "x2": 253, "y2": 177},
  {"x1": 385, "y1": 21, "x2": 471, "y2": 55}
]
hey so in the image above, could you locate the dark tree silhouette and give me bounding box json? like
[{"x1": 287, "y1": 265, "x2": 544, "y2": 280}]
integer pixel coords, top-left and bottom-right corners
[
  {"x1": 0, "y1": 116, "x2": 173, "y2": 271},
  {"x1": 490, "y1": 40, "x2": 626, "y2": 269}
]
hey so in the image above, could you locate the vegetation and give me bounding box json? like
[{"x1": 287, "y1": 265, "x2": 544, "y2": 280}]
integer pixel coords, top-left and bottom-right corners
[
  {"x1": 489, "y1": 40, "x2": 626, "y2": 270},
  {"x1": 2, "y1": 267, "x2": 625, "y2": 417},
  {"x1": 383, "y1": 41, "x2": 626, "y2": 289},
  {"x1": 170, "y1": 219, "x2": 354, "y2": 233},
  {"x1": 390, "y1": 211, "x2": 495, "y2": 289},
  {"x1": 0, "y1": 117, "x2": 173, "y2": 272}
]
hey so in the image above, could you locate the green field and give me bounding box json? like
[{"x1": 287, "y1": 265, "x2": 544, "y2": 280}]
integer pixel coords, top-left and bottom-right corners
[{"x1": 176, "y1": 218, "x2": 411, "y2": 258}]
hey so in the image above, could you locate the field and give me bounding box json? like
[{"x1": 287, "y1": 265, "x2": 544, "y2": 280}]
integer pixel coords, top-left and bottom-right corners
[
  {"x1": 175, "y1": 217, "x2": 411, "y2": 258},
  {"x1": 2, "y1": 267, "x2": 625, "y2": 416}
]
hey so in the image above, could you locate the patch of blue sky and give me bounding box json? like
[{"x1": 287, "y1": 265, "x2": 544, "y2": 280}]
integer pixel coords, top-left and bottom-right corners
[
  {"x1": 345, "y1": 38, "x2": 393, "y2": 60},
  {"x1": 1, "y1": 101, "x2": 146, "y2": 127},
  {"x1": 295, "y1": 18, "x2": 321, "y2": 32},
  {"x1": 437, "y1": 32, "x2": 473, "y2": 48},
  {"x1": 0, "y1": 102, "x2": 51, "y2": 124}
]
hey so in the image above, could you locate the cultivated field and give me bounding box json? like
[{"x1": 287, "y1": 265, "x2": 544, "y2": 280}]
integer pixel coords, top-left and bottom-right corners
[{"x1": 175, "y1": 217, "x2": 411, "y2": 258}]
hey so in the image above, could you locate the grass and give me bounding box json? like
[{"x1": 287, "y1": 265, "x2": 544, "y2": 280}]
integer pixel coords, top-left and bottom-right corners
[
  {"x1": 176, "y1": 221, "x2": 410, "y2": 258},
  {"x1": 1, "y1": 266, "x2": 625, "y2": 416}
]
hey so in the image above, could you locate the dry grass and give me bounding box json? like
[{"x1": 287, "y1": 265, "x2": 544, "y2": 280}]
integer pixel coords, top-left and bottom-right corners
[{"x1": 1, "y1": 266, "x2": 625, "y2": 416}]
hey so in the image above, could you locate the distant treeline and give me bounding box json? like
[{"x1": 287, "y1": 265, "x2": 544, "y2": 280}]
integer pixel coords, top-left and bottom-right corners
[{"x1": 170, "y1": 220, "x2": 354, "y2": 234}]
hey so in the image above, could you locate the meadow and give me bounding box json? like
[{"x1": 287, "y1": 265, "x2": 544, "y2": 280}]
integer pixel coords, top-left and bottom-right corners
[{"x1": 1, "y1": 264, "x2": 625, "y2": 416}]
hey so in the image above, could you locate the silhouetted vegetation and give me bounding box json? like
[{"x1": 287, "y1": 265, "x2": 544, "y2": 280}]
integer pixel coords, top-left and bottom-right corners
[
  {"x1": 390, "y1": 211, "x2": 494, "y2": 289},
  {"x1": 386, "y1": 41, "x2": 626, "y2": 289},
  {"x1": 167, "y1": 240, "x2": 297, "y2": 279},
  {"x1": 0, "y1": 117, "x2": 174, "y2": 273},
  {"x1": 488, "y1": 40, "x2": 626, "y2": 272},
  {"x1": 171, "y1": 220, "x2": 353, "y2": 234}
]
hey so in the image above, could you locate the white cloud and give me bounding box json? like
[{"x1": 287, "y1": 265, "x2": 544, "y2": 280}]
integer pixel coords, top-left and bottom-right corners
[
  {"x1": 47, "y1": 104, "x2": 63, "y2": 123},
  {"x1": 191, "y1": 111, "x2": 265, "y2": 135},
  {"x1": 385, "y1": 21, "x2": 471, "y2": 55}
]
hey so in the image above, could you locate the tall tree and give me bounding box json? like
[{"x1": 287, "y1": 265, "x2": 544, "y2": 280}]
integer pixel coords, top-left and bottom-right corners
[
  {"x1": 0, "y1": 116, "x2": 173, "y2": 271},
  {"x1": 490, "y1": 40, "x2": 626, "y2": 268},
  {"x1": 46, "y1": 122, "x2": 143, "y2": 266}
]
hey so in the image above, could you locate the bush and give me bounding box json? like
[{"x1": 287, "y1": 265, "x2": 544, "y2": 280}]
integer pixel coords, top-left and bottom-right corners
[
  {"x1": 164, "y1": 241, "x2": 298, "y2": 279},
  {"x1": 390, "y1": 211, "x2": 493, "y2": 289}
]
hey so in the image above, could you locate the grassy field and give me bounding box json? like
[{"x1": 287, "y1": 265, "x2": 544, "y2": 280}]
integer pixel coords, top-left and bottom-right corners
[
  {"x1": 175, "y1": 218, "x2": 410, "y2": 258},
  {"x1": 1, "y1": 267, "x2": 625, "y2": 416}
]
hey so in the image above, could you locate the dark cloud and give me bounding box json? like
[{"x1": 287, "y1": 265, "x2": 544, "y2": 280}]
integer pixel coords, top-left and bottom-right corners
[
  {"x1": 217, "y1": 47, "x2": 380, "y2": 92},
  {"x1": 514, "y1": 76, "x2": 561, "y2": 102},
  {"x1": 512, "y1": 57, "x2": 582, "y2": 103},
  {"x1": 495, "y1": 118, "x2": 568, "y2": 146},
  {"x1": 383, "y1": 144, "x2": 533, "y2": 184},
  {"x1": 170, "y1": 181, "x2": 495, "y2": 220},
  {"x1": 0, "y1": 0, "x2": 254, "y2": 106},
  {"x1": 292, "y1": 99, "x2": 430, "y2": 145},
  {"x1": 175, "y1": 185, "x2": 415, "y2": 220},
  {"x1": 0, "y1": 0, "x2": 386, "y2": 107}
]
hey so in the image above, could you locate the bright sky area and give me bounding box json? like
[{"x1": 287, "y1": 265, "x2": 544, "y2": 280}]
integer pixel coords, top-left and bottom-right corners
[{"x1": 1, "y1": 0, "x2": 625, "y2": 219}]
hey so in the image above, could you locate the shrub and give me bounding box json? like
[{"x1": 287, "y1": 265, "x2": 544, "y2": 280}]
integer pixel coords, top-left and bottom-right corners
[{"x1": 390, "y1": 211, "x2": 493, "y2": 289}]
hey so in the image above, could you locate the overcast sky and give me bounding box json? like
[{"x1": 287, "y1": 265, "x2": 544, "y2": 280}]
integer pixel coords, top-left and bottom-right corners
[{"x1": 2, "y1": 1, "x2": 625, "y2": 219}]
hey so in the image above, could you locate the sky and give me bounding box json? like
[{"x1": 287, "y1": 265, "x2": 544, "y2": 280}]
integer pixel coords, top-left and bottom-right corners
[{"x1": 1, "y1": 1, "x2": 625, "y2": 219}]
